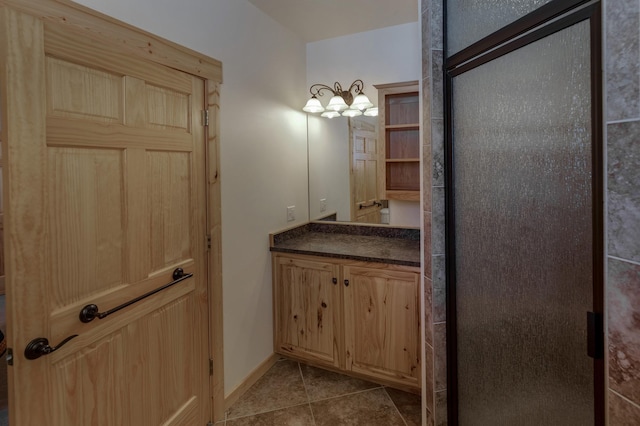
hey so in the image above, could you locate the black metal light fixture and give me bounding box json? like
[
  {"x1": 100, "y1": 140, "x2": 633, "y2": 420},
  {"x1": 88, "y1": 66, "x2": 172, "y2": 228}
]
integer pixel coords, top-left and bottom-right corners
[{"x1": 303, "y1": 79, "x2": 378, "y2": 118}]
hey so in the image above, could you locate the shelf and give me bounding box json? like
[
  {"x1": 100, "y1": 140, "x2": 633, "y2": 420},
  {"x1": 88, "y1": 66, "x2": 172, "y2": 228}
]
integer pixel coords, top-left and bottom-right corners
[
  {"x1": 385, "y1": 162, "x2": 419, "y2": 192},
  {"x1": 386, "y1": 190, "x2": 420, "y2": 201},
  {"x1": 375, "y1": 81, "x2": 420, "y2": 200},
  {"x1": 385, "y1": 92, "x2": 419, "y2": 126},
  {"x1": 385, "y1": 158, "x2": 420, "y2": 163},
  {"x1": 386, "y1": 124, "x2": 419, "y2": 130},
  {"x1": 386, "y1": 128, "x2": 419, "y2": 159}
]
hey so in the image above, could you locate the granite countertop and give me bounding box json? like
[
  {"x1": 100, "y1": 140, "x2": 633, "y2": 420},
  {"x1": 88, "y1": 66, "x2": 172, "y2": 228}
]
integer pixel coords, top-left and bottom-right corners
[{"x1": 270, "y1": 222, "x2": 420, "y2": 267}]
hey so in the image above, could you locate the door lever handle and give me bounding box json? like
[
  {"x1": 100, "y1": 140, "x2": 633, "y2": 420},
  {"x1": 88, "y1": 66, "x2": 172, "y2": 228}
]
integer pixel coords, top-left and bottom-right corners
[{"x1": 24, "y1": 335, "x2": 78, "y2": 360}]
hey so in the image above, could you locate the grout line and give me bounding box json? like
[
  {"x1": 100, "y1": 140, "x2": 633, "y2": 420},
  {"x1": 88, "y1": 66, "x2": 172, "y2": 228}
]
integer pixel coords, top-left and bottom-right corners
[
  {"x1": 297, "y1": 362, "x2": 317, "y2": 426},
  {"x1": 607, "y1": 117, "x2": 640, "y2": 125},
  {"x1": 226, "y1": 360, "x2": 313, "y2": 421},
  {"x1": 383, "y1": 387, "x2": 410, "y2": 426},
  {"x1": 307, "y1": 385, "x2": 385, "y2": 405},
  {"x1": 225, "y1": 401, "x2": 313, "y2": 422},
  {"x1": 610, "y1": 389, "x2": 640, "y2": 411},
  {"x1": 609, "y1": 255, "x2": 640, "y2": 268}
]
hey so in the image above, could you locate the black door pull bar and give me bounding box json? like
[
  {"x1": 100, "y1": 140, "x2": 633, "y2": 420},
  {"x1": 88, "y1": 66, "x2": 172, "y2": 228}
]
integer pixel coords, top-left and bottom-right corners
[
  {"x1": 79, "y1": 268, "x2": 193, "y2": 323},
  {"x1": 359, "y1": 201, "x2": 382, "y2": 209}
]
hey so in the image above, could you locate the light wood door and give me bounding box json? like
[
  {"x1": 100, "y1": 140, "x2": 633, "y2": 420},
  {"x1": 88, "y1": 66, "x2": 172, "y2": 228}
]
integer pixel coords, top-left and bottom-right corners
[
  {"x1": 1, "y1": 8, "x2": 210, "y2": 425},
  {"x1": 343, "y1": 264, "x2": 420, "y2": 389},
  {"x1": 351, "y1": 130, "x2": 381, "y2": 223},
  {"x1": 273, "y1": 255, "x2": 341, "y2": 368},
  {"x1": 350, "y1": 128, "x2": 381, "y2": 224}
]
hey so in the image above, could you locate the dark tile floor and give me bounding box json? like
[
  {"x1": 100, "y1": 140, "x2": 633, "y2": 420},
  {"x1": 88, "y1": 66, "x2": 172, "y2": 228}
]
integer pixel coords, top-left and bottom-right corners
[{"x1": 220, "y1": 358, "x2": 422, "y2": 426}]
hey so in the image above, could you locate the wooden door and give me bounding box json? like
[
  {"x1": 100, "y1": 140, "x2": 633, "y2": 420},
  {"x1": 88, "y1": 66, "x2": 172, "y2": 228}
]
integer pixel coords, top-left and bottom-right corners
[
  {"x1": 343, "y1": 263, "x2": 420, "y2": 390},
  {"x1": 1, "y1": 7, "x2": 212, "y2": 425},
  {"x1": 273, "y1": 255, "x2": 341, "y2": 368},
  {"x1": 349, "y1": 118, "x2": 381, "y2": 224}
]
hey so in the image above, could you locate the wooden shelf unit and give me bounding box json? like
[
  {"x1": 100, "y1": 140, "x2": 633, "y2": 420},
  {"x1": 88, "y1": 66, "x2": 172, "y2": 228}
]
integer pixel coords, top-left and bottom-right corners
[{"x1": 375, "y1": 81, "x2": 420, "y2": 201}]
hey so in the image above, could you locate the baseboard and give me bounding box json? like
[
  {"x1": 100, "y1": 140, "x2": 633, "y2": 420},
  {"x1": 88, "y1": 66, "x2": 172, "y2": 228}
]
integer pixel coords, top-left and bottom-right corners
[{"x1": 224, "y1": 353, "x2": 279, "y2": 411}]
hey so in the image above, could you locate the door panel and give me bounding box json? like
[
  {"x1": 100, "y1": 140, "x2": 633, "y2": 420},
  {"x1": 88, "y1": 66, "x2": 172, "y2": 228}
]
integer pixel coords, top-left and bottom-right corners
[
  {"x1": 1, "y1": 7, "x2": 209, "y2": 425},
  {"x1": 47, "y1": 56, "x2": 122, "y2": 123},
  {"x1": 48, "y1": 147, "x2": 125, "y2": 306},
  {"x1": 446, "y1": 5, "x2": 603, "y2": 424},
  {"x1": 148, "y1": 151, "x2": 192, "y2": 270},
  {"x1": 343, "y1": 265, "x2": 420, "y2": 388},
  {"x1": 52, "y1": 332, "x2": 126, "y2": 425},
  {"x1": 274, "y1": 256, "x2": 341, "y2": 367},
  {"x1": 446, "y1": 0, "x2": 553, "y2": 55}
]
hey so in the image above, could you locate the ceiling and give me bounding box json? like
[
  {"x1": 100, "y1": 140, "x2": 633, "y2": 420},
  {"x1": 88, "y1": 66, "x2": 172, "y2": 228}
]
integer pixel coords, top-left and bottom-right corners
[{"x1": 247, "y1": 0, "x2": 419, "y2": 43}]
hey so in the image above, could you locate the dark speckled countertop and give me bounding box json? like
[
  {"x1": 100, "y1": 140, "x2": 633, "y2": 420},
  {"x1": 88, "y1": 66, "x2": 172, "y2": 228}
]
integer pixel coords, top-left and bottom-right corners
[{"x1": 270, "y1": 222, "x2": 420, "y2": 267}]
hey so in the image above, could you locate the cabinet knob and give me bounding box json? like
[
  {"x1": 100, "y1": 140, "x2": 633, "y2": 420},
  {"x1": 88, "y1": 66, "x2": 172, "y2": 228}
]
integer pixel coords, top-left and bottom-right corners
[
  {"x1": 332, "y1": 278, "x2": 337, "y2": 285},
  {"x1": 344, "y1": 279, "x2": 349, "y2": 287}
]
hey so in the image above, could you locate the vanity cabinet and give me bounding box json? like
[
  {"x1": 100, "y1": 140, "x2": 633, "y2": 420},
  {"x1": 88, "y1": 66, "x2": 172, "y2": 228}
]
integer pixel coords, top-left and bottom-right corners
[
  {"x1": 343, "y1": 264, "x2": 421, "y2": 389},
  {"x1": 375, "y1": 81, "x2": 420, "y2": 201},
  {"x1": 273, "y1": 255, "x2": 341, "y2": 367},
  {"x1": 272, "y1": 253, "x2": 421, "y2": 391}
]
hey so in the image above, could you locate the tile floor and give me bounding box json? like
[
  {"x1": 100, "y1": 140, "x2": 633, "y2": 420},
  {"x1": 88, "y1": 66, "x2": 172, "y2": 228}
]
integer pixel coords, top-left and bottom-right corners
[{"x1": 220, "y1": 358, "x2": 422, "y2": 425}]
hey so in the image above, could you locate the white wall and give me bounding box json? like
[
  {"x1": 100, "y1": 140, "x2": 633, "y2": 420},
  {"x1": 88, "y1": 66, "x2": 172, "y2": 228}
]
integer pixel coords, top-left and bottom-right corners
[
  {"x1": 306, "y1": 23, "x2": 422, "y2": 226},
  {"x1": 307, "y1": 115, "x2": 351, "y2": 221},
  {"x1": 72, "y1": 0, "x2": 309, "y2": 395}
]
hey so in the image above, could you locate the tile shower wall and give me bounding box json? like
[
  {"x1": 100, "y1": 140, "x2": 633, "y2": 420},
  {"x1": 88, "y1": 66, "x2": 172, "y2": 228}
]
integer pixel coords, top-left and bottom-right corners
[
  {"x1": 606, "y1": 0, "x2": 640, "y2": 422},
  {"x1": 421, "y1": 0, "x2": 446, "y2": 424},
  {"x1": 421, "y1": 0, "x2": 640, "y2": 423}
]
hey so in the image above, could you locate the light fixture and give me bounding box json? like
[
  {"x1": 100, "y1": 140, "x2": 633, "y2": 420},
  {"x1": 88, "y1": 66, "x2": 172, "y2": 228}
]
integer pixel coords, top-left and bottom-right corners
[
  {"x1": 302, "y1": 96, "x2": 324, "y2": 113},
  {"x1": 342, "y1": 109, "x2": 362, "y2": 118},
  {"x1": 302, "y1": 79, "x2": 377, "y2": 118},
  {"x1": 363, "y1": 107, "x2": 379, "y2": 117},
  {"x1": 321, "y1": 111, "x2": 341, "y2": 119},
  {"x1": 326, "y1": 94, "x2": 349, "y2": 112}
]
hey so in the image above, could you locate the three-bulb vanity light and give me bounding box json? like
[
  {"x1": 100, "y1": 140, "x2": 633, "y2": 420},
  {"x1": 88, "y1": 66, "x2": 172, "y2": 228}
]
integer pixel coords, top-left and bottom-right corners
[{"x1": 302, "y1": 79, "x2": 378, "y2": 118}]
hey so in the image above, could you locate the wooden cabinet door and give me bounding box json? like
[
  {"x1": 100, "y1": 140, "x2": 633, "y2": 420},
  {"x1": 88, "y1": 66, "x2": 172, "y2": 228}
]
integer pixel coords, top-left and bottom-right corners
[
  {"x1": 343, "y1": 264, "x2": 420, "y2": 389},
  {"x1": 273, "y1": 255, "x2": 341, "y2": 367},
  {"x1": 1, "y1": 8, "x2": 210, "y2": 425}
]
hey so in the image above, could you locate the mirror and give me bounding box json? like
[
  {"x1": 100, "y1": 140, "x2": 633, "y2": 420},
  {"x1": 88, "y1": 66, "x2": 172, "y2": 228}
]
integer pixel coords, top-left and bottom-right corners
[
  {"x1": 307, "y1": 114, "x2": 383, "y2": 223},
  {"x1": 307, "y1": 103, "x2": 422, "y2": 227}
]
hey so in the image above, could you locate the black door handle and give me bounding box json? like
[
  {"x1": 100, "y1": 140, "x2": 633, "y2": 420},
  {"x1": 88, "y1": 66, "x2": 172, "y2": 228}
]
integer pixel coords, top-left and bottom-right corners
[
  {"x1": 24, "y1": 335, "x2": 78, "y2": 360},
  {"x1": 587, "y1": 311, "x2": 604, "y2": 359}
]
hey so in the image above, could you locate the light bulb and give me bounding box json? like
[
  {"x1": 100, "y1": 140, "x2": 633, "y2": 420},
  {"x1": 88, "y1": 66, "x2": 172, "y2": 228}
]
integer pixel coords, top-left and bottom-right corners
[
  {"x1": 326, "y1": 95, "x2": 349, "y2": 112},
  {"x1": 351, "y1": 93, "x2": 373, "y2": 110},
  {"x1": 363, "y1": 107, "x2": 379, "y2": 117},
  {"x1": 342, "y1": 109, "x2": 362, "y2": 117},
  {"x1": 303, "y1": 97, "x2": 324, "y2": 113},
  {"x1": 321, "y1": 111, "x2": 341, "y2": 119}
]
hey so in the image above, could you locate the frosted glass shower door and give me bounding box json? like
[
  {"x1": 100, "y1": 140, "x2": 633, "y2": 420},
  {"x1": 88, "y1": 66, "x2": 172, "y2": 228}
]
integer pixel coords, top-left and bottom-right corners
[{"x1": 448, "y1": 10, "x2": 602, "y2": 425}]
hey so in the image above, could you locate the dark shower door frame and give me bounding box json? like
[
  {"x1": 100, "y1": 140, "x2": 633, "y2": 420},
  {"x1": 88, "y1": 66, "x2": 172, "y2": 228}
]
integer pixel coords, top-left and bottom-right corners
[{"x1": 443, "y1": 1, "x2": 604, "y2": 424}]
